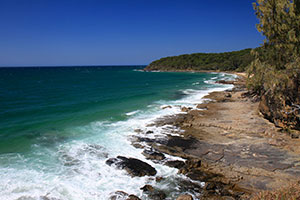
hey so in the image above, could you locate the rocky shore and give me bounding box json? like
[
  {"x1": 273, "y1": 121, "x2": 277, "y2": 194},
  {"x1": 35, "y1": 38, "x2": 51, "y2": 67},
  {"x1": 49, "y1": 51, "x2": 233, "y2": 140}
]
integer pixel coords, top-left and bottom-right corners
[{"x1": 106, "y1": 75, "x2": 300, "y2": 200}]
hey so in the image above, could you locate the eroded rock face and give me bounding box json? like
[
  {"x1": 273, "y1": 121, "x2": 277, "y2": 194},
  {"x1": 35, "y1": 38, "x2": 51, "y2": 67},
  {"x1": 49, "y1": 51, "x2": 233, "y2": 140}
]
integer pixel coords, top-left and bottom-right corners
[
  {"x1": 259, "y1": 78, "x2": 300, "y2": 131},
  {"x1": 106, "y1": 156, "x2": 157, "y2": 177}
]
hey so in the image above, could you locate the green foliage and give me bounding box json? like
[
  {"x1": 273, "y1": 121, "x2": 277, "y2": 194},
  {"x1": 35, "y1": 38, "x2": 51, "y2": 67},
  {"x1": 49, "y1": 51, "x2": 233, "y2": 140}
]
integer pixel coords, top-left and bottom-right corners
[
  {"x1": 248, "y1": 0, "x2": 300, "y2": 97},
  {"x1": 145, "y1": 48, "x2": 254, "y2": 72},
  {"x1": 248, "y1": 0, "x2": 300, "y2": 130}
]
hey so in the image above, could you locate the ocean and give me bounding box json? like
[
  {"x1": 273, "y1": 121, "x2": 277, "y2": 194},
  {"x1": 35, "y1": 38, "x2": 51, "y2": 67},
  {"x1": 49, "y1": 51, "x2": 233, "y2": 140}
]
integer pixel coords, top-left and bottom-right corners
[{"x1": 0, "y1": 66, "x2": 234, "y2": 199}]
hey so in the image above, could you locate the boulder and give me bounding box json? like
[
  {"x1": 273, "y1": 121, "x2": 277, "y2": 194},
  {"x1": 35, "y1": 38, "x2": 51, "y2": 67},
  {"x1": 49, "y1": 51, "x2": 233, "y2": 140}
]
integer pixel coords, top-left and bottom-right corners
[
  {"x1": 127, "y1": 195, "x2": 141, "y2": 200},
  {"x1": 140, "y1": 185, "x2": 166, "y2": 200},
  {"x1": 131, "y1": 142, "x2": 145, "y2": 149},
  {"x1": 109, "y1": 191, "x2": 141, "y2": 200},
  {"x1": 149, "y1": 191, "x2": 166, "y2": 200},
  {"x1": 176, "y1": 194, "x2": 193, "y2": 200},
  {"x1": 146, "y1": 130, "x2": 154, "y2": 134},
  {"x1": 161, "y1": 105, "x2": 172, "y2": 109},
  {"x1": 164, "y1": 160, "x2": 185, "y2": 169},
  {"x1": 155, "y1": 176, "x2": 164, "y2": 182},
  {"x1": 225, "y1": 93, "x2": 232, "y2": 98},
  {"x1": 140, "y1": 185, "x2": 154, "y2": 192},
  {"x1": 196, "y1": 104, "x2": 208, "y2": 110},
  {"x1": 181, "y1": 106, "x2": 191, "y2": 112},
  {"x1": 185, "y1": 158, "x2": 201, "y2": 168},
  {"x1": 142, "y1": 149, "x2": 165, "y2": 161},
  {"x1": 106, "y1": 156, "x2": 157, "y2": 177},
  {"x1": 106, "y1": 158, "x2": 119, "y2": 166}
]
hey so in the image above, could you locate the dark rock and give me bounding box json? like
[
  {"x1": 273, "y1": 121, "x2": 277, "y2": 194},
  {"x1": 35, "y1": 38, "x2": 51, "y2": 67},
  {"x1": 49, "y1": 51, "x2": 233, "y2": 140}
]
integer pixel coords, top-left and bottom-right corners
[
  {"x1": 132, "y1": 142, "x2": 145, "y2": 149},
  {"x1": 127, "y1": 195, "x2": 141, "y2": 200},
  {"x1": 182, "y1": 169, "x2": 217, "y2": 182},
  {"x1": 149, "y1": 191, "x2": 166, "y2": 200},
  {"x1": 289, "y1": 130, "x2": 300, "y2": 139},
  {"x1": 164, "y1": 160, "x2": 185, "y2": 169},
  {"x1": 166, "y1": 136, "x2": 196, "y2": 151},
  {"x1": 146, "y1": 130, "x2": 154, "y2": 134},
  {"x1": 133, "y1": 136, "x2": 168, "y2": 145},
  {"x1": 140, "y1": 185, "x2": 166, "y2": 200},
  {"x1": 176, "y1": 194, "x2": 193, "y2": 200},
  {"x1": 161, "y1": 105, "x2": 172, "y2": 109},
  {"x1": 204, "y1": 182, "x2": 216, "y2": 190},
  {"x1": 155, "y1": 176, "x2": 164, "y2": 182},
  {"x1": 225, "y1": 93, "x2": 232, "y2": 98},
  {"x1": 142, "y1": 149, "x2": 165, "y2": 161},
  {"x1": 148, "y1": 191, "x2": 167, "y2": 200},
  {"x1": 185, "y1": 159, "x2": 201, "y2": 168},
  {"x1": 181, "y1": 107, "x2": 192, "y2": 112},
  {"x1": 291, "y1": 132, "x2": 299, "y2": 139},
  {"x1": 176, "y1": 178, "x2": 203, "y2": 194},
  {"x1": 202, "y1": 181, "x2": 239, "y2": 198},
  {"x1": 141, "y1": 185, "x2": 154, "y2": 192},
  {"x1": 106, "y1": 158, "x2": 119, "y2": 166},
  {"x1": 106, "y1": 156, "x2": 157, "y2": 177}
]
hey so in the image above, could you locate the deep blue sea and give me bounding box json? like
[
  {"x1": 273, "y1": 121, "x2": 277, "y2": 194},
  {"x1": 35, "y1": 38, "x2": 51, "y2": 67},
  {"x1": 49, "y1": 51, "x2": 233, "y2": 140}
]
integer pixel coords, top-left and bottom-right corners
[{"x1": 0, "y1": 66, "x2": 234, "y2": 199}]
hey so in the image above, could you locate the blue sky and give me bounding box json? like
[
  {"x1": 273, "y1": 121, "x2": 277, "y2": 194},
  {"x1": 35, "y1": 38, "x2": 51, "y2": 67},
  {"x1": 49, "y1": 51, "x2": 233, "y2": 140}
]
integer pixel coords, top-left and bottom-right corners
[{"x1": 0, "y1": 0, "x2": 263, "y2": 66}]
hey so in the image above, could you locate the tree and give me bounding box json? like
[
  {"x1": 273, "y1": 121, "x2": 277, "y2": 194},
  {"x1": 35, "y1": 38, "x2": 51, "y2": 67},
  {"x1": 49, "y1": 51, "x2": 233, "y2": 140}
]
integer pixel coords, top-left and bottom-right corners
[
  {"x1": 248, "y1": 0, "x2": 300, "y2": 92},
  {"x1": 248, "y1": 0, "x2": 300, "y2": 130}
]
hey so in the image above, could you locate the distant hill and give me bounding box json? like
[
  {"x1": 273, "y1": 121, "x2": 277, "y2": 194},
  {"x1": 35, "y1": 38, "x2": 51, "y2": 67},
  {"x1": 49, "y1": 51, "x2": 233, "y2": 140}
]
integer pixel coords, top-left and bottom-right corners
[{"x1": 144, "y1": 48, "x2": 254, "y2": 72}]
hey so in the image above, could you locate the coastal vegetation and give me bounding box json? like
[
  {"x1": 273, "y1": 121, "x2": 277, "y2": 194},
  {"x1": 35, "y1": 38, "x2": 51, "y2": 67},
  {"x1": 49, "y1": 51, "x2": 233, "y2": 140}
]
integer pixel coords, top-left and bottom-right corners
[
  {"x1": 144, "y1": 48, "x2": 254, "y2": 72},
  {"x1": 145, "y1": 0, "x2": 300, "y2": 131},
  {"x1": 247, "y1": 0, "x2": 300, "y2": 130}
]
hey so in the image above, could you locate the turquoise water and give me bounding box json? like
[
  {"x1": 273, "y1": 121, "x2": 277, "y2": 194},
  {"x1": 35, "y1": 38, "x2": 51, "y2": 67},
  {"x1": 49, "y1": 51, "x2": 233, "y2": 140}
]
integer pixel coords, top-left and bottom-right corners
[{"x1": 0, "y1": 66, "x2": 234, "y2": 199}]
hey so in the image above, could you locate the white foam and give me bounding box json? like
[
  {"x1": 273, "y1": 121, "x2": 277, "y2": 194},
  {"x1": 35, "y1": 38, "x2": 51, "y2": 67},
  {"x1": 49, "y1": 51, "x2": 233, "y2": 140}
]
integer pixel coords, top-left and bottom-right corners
[
  {"x1": 133, "y1": 69, "x2": 144, "y2": 72},
  {"x1": 125, "y1": 110, "x2": 140, "y2": 116},
  {"x1": 0, "y1": 72, "x2": 236, "y2": 200}
]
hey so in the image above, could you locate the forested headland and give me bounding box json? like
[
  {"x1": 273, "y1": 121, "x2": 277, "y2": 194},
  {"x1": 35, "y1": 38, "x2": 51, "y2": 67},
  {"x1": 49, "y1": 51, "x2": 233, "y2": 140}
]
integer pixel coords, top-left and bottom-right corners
[
  {"x1": 145, "y1": 0, "x2": 300, "y2": 132},
  {"x1": 144, "y1": 48, "x2": 254, "y2": 72}
]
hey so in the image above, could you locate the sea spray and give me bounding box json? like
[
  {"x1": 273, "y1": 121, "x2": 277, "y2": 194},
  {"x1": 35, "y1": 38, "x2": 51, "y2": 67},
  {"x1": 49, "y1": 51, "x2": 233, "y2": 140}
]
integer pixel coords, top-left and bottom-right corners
[{"x1": 0, "y1": 67, "x2": 235, "y2": 199}]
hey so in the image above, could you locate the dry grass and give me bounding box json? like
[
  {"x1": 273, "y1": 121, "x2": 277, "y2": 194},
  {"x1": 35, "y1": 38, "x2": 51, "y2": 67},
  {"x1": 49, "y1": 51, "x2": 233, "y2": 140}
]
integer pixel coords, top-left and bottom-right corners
[{"x1": 250, "y1": 184, "x2": 300, "y2": 200}]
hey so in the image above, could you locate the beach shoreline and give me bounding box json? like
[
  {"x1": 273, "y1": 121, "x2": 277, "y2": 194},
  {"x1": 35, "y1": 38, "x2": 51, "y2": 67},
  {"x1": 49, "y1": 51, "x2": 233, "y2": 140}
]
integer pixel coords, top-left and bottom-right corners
[{"x1": 131, "y1": 73, "x2": 300, "y2": 199}]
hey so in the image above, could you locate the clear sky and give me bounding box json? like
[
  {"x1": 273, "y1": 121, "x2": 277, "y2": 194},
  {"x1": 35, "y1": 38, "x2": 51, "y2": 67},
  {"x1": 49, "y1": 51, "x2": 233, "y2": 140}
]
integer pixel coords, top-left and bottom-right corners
[{"x1": 0, "y1": 0, "x2": 263, "y2": 66}]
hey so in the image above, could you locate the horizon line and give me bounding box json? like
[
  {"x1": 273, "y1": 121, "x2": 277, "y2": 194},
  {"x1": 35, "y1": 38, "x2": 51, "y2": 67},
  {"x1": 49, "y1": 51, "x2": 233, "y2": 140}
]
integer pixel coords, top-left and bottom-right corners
[{"x1": 0, "y1": 64, "x2": 147, "y2": 68}]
